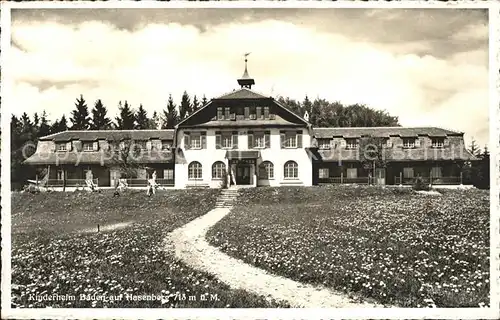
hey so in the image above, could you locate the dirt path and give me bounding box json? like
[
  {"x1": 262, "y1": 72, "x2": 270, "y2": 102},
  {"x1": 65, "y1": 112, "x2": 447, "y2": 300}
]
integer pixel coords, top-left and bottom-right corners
[{"x1": 164, "y1": 208, "x2": 382, "y2": 308}]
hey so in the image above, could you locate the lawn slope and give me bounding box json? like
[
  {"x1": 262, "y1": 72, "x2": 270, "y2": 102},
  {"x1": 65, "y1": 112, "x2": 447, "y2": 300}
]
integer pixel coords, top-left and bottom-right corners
[
  {"x1": 207, "y1": 186, "x2": 490, "y2": 307},
  {"x1": 11, "y1": 189, "x2": 287, "y2": 308}
]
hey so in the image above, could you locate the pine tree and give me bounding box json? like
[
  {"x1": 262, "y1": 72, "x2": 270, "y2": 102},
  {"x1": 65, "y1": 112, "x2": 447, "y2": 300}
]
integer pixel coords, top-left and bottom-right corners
[
  {"x1": 192, "y1": 95, "x2": 200, "y2": 114},
  {"x1": 90, "y1": 99, "x2": 111, "y2": 130},
  {"x1": 50, "y1": 115, "x2": 69, "y2": 134},
  {"x1": 201, "y1": 94, "x2": 208, "y2": 106},
  {"x1": 302, "y1": 95, "x2": 312, "y2": 118},
  {"x1": 162, "y1": 94, "x2": 178, "y2": 129},
  {"x1": 468, "y1": 139, "x2": 481, "y2": 156},
  {"x1": 179, "y1": 91, "x2": 192, "y2": 120},
  {"x1": 38, "y1": 110, "x2": 51, "y2": 137},
  {"x1": 115, "y1": 101, "x2": 136, "y2": 130},
  {"x1": 70, "y1": 94, "x2": 91, "y2": 130},
  {"x1": 149, "y1": 111, "x2": 161, "y2": 129},
  {"x1": 135, "y1": 104, "x2": 149, "y2": 129}
]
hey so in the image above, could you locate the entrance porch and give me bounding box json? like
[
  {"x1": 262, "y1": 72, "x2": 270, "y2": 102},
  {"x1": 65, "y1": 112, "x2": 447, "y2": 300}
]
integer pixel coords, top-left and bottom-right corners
[{"x1": 225, "y1": 150, "x2": 260, "y2": 187}]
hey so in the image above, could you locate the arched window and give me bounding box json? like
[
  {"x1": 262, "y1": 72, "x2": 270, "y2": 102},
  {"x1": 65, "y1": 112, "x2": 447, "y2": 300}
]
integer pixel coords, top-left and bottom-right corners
[
  {"x1": 212, "y1": 161, "x2": 226, "y2": 179},
  {"x1": 188, "y1": 161, "x2": 202, "y2": 180},
  {"x1": 259, "y1": 161, "x2": 274, "y2": 179},
  {"x1": 284, "y1": 161, "x2": 298, "y2": 179}
]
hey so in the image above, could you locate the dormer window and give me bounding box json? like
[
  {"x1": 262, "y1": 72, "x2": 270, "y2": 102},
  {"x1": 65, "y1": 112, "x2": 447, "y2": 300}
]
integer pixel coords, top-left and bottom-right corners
[
  {"x1": 83, "y1": 142, "x2": 94, "y2": 151},
  {"x1": 57, "y1": 143, "x2": 67, "y2": 151},
  {"x1": 403, "y1": 138, "x2": 416, "y2": 148},
  {"x1": 161, "y1": 140, "x2": 171, "y2": 150},
  {"x1": 217, "y1": 107, "x2": 223, "y2": 120},
  {"x1": 264, "y1": 106, "x2": 270, "y2": 119},
  {"x1": 318, "y1": 139, "x2": 331, "y2": 149},
  {"x1": 432, "y1": 138, "x2": 445, "y2": 148},
  {"x1": 345, "y1": 138, "x2": 358, "y2": 149},
  {"x1": 224, "y1": 107, "x2": 230, "y2": 120}
]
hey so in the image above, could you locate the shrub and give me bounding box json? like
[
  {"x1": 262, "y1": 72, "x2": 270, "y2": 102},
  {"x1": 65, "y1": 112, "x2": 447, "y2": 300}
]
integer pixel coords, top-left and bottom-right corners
[{"x1": 412, "y1": 177, "x2": 430, "y2": 191}]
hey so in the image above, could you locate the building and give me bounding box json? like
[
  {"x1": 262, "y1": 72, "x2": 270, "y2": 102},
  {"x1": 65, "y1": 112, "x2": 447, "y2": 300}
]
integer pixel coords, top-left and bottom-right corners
[{"x1": 24, "y1": 60, "x2": 476, "y2": 189}]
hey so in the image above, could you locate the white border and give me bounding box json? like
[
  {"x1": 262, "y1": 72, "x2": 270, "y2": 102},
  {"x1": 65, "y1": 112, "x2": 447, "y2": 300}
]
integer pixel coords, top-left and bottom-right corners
[{"x1": 1, "y1": 1, "x2": 499, "y2": 319}]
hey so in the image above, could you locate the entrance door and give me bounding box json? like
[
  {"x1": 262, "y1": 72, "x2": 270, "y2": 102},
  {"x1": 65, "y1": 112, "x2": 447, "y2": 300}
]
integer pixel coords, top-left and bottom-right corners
[
  {"x1": 375, "y1": 168, "x2": 386, "y2": 185},
  {"x1": 236, "y1": 164, "x2": 251, "y2": 185}
]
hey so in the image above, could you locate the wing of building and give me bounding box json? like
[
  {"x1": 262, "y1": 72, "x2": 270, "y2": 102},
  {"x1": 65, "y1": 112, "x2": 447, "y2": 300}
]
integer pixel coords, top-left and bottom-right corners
[{"x1": 24, "y1": 61, "x2": 477, "y2": 189}]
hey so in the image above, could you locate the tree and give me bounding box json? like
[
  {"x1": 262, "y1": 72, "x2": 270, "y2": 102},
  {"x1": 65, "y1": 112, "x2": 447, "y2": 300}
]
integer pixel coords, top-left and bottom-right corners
[
  {"x1": 38, "y1": 110, "x2": 51, "y2": 137},
  {"x1": 162, "y1": 94, "x2": 178, "y2": 129},
  {"x1": 135, "y1": 104, "x2": 149, "y2": 129},
  {"x1": 149, "y1": 111, "x2": 162, "y2": 129},
  {"x1": 201, "y1": 94, "x2": 208, "y2": 106},
  {"x1": 115, "y1": 101, "x2": 136, "y2": 130},
  {"x1": 11, "y1": 113, "x2": 37, "y2": 190},
  {"x1": 70, "y1": 95, "x2": 91, "y2": 130},
  {"x1": 468, "y1": 138, "x2": 481, "y2": 157},
  {"x1": 90, "y1": 99, "x2": 112, "y2": 130},
  {"x1": 359, "y1": 136, "x2": 387, "y2": 182},
  {"x1": 192, "y1": 95, "x2": 200, "y2": 114},
  {"x1": 302, "y1": 95, "x2": 312, "y2": 119},
  {"x1": 179, "y1": 91, "x2": 192, "y2": 120}
]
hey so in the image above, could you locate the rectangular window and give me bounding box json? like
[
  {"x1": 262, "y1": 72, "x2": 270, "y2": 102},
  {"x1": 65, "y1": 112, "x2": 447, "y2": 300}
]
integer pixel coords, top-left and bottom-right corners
[
  {"x1": 285, "y1": 134, "x2": 297, "y2": 148},
  {"x1": 347, "y1": 168, "x2": 357, "y2": 179},
  {"x1": 431, "y1": 166, "x2": 443, "y2": 178},
  {"x1": 161, "y1": 140, "x2": 171, "y2": 150},
  {"x1": 256, "y1": 107, "x2": 262, "y2": 119},
  {"x1": 163, "y1": 169, "x2": 174, "y2": 180},
  {"x1": 217, "y1": 107, "x2": 223, "y2": 120},
  {"x1": 224, "y1": 107, "x2": 230, "y2": 120},
  {"x1": 135, "y1": 140, "x2": 147, "y2": 150},
  {"x1": 191, "y1": 135, "x2": 201, "y2": 149},
  {"x1": 318, "y1": 139, "x2": 331, "y2": 149},
  {"x1": 319, "y1": 168, "x2": 329, "y2": 179},
  {"x1": 254, "y1": 133, "x2": 265, "y2": 148},
  {"x1": 57, "y1": 143, "x2": 67, "y2": 151},
  {"x1": 264, "y1": 106, "x2": 270, "y2": 119},
  {"x1": 403, "y1": 138, "x2": 415, "y2": 148},
  {"x1": 432, "y1": 138, "x2": 444, "y2": 148},
  {"x1": 83, "y1": 142, "x2": 93, "y2": 151},
  {"x1": 403, "y1": 167, "x2": 414, "y2": 178},
  {"x1": 221, "y1": 134, "x2": 232, "y2": 149},
  {"x1": 345, "y1": 138, "x2": 358, "y2": 149}
]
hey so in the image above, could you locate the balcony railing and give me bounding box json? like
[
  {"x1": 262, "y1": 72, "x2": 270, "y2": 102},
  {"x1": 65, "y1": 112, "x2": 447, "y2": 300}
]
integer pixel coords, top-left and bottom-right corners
[
  {"x1": 394, "y1": 176, "x2": 462, "y2": 185},
  {"x1": 318, "y1": 177, "x2": 372, "y2": 184},
  {"x1": 124, "y1": 178, "x2": 174, "y2": 187},
  {"x1": 45, "y1": 179, "x2": 99, "y2": 187}
]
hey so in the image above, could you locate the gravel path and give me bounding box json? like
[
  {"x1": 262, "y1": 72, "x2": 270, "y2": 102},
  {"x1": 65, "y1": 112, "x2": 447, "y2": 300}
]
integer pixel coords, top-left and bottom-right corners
[{"x1": 164, "y1": 208, "x2": 382, "y2": 308}]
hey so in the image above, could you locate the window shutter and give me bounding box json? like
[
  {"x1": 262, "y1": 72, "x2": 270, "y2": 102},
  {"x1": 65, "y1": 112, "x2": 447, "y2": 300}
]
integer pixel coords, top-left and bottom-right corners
[
  {"x1": 297, "y1": 132, "x2": 303, "y2": 148},
  {"x1": 415, "y1": 138, "x2": 421, "y2": 147},
  {"x1": 329, "y1": 139, "x2": 335, "y2": 149},
  {"x1": 256, "y1": 107, "x2": 262, "y2": 119},
  {"x1": 66, "y1": 141, "x2": 72, "y2": 151},
  {"x1": 386, "y1": 139, "x2": 393, "y2": 148},
  {"x1": 444, "y1": 138, "x2": 449, "y2": 146},
  {"x1": 265, "y1": 133, "x2": 270, "y2": 148},
  {"x1": 216, "y1": 135, "x2": 221, "y2": 149},
  {"x1": 232, "y1": 134, "x2": 238, "y2": 149},
  {"x1": 340, "y1": 139, "x2": 347, "y2": 148},
  {"x1": 184, "y1": 135, "x2": 191, "y2": 149},
  {"x1": 248, "y1": 134, "x2": 254, "y2": 149},
  {"x1": 244, "y1": 107, "x2": 250, "y2": 119},
  {"x1": 201, "y1": 135, "x2": 207, "y2": 149},
  {"x1": 280, "y1": 133, "x2": 285, "y2": 148},
  {"x1": 93, "y1": 141, "x2": 98, "y2": 151}
]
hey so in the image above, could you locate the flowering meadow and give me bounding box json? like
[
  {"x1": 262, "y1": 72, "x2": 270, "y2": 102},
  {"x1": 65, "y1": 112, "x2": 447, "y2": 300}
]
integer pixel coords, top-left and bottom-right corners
[
  {"x1": 11, "y1": 189, "x2": 287, "y2": 308},
  {"x1": 207, "y1": 186, "x2": 490, "y2": 307}
]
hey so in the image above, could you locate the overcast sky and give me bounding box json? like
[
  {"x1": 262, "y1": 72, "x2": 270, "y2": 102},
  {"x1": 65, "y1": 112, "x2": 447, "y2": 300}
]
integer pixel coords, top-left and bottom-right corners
[{"x1": 10, "y1": 8, "x2": 489, "y2": 148}]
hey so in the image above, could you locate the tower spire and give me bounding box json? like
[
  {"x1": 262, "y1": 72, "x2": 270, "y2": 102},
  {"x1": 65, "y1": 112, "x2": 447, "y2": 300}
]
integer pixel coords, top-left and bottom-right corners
[{"x1": 238, "y1": 53, "x2": 255, "y2": 89}]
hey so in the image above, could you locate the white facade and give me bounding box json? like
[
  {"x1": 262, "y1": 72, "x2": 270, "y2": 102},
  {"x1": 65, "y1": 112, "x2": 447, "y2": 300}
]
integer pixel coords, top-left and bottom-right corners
[{"x1": 175, "y1": 127, "x2": 313, "y2": 188}]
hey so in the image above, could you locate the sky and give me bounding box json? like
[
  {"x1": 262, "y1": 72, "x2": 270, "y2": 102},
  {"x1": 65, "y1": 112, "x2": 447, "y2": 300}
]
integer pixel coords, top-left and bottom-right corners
[{"x1": 10, "y1": 8, "x2": 489, "y2": 148}]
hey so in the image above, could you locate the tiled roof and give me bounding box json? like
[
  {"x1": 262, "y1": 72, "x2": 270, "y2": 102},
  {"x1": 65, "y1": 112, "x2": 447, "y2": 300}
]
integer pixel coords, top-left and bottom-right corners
[
  {"x1": 39, "y1": 130, "x2": 175, "y2": 142},
  {"x1": 308, "y1": 145, "x2": 476, "y2": 162},
  {"x1": 214, "y1": 88, "x2": 271, "y2": 100},
  {"x1": 313, "y1": 127, "x2": 462, "y2": 138},
  {"x1": 185, "y1": 119, "x2": 303, "y2": 128},
  {"x1": 24, "y1": 149, "x2": 173, "y2": 165}
]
